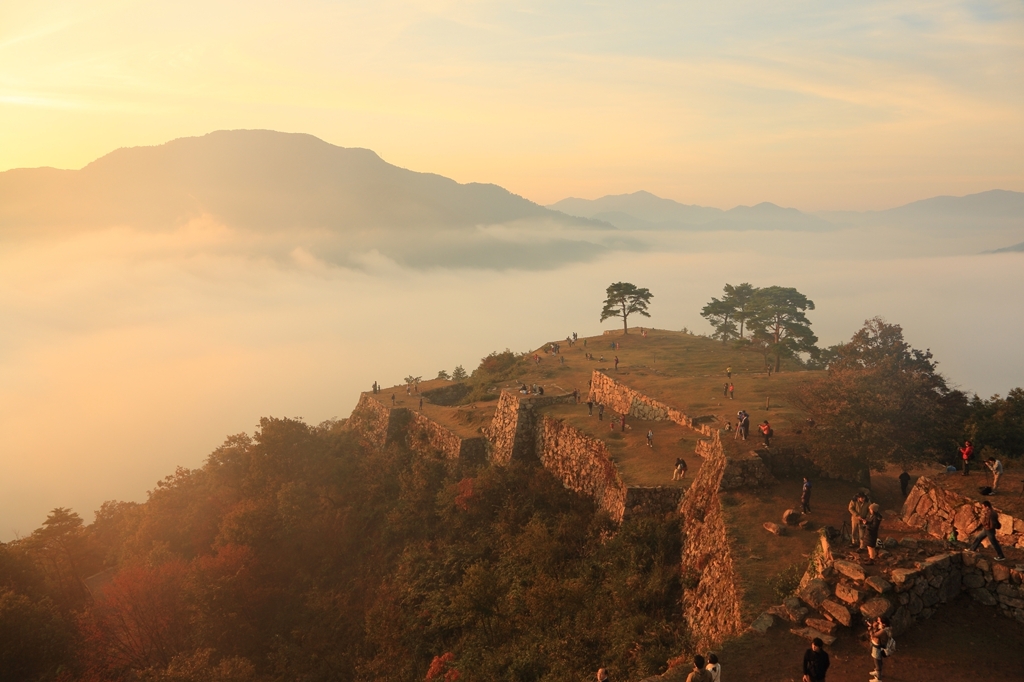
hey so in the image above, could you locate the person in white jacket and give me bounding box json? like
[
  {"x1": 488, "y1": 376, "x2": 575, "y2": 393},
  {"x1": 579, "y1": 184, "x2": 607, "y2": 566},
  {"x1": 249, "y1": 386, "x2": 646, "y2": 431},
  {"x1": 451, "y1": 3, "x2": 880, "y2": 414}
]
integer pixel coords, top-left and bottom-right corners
[{"x1": 705, "y1": 653, "x2": 721, "y2": 682}]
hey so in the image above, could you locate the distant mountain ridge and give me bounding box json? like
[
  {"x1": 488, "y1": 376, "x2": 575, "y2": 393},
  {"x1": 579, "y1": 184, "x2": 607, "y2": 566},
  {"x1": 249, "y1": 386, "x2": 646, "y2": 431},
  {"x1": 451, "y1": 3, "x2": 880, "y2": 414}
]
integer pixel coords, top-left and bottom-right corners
[
  {"x1": 549, "y1": 191, "x2": 831, "y2": 231},
  {"x1": 550, "y1": 189, "x2": 1024, "y2": 244},
  {"x1": 0, "y1": 130, "x2": 594, "y2": 234}
]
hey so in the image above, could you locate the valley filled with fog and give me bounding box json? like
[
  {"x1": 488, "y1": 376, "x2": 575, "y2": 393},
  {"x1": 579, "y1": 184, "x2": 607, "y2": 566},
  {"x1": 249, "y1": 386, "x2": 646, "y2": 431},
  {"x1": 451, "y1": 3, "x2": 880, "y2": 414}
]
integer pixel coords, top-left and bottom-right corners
[{"x1": 1, "y1": 131, "x2": 1023, "y2": 539}]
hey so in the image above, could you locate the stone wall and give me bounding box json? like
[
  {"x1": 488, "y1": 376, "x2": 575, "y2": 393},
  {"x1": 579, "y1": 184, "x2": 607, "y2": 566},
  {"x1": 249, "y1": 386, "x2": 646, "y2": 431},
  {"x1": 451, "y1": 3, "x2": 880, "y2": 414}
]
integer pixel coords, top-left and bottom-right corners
[
  {"x1": 534, "y1": 415, "x2": 682, "y2": 522},
  {"x1": 589, "y1": 371, "x2": 714, "y2": 436},
  {"x1": 678, "y1": 430, "x2": 744, "y2": 651},
  {"x1": 406, "y1": 412, "x2": 488, "y2": 465},
  {"x1": 347, "y1": 394, "x2": 407, "y2": 448},
  {"x1": 902, "y1": 476, "x2": 1024, "y2": 549},
  {"x1": 484, "y1": 390, "x2": 575, "y2": 465}
]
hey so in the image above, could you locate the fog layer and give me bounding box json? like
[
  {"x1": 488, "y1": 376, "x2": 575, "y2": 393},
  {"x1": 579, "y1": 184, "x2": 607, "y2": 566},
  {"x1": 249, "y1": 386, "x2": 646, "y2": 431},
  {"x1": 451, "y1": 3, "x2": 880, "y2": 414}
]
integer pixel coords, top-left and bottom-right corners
[{"x1": 2, "y1": 216, "x2": 1023, "y2": 539}]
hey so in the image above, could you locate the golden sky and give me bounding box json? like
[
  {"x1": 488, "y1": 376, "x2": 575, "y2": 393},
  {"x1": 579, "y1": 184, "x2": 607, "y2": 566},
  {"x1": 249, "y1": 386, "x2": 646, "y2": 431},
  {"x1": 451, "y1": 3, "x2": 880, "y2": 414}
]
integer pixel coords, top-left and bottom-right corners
[{"x1": 2, "y1": 0, "x2": 1023, "y2": 210}]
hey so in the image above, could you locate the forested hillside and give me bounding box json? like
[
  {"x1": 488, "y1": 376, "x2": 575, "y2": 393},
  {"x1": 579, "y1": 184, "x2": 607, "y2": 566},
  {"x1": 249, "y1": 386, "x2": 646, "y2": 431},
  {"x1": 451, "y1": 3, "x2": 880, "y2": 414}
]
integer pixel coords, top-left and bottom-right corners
[{"x1": 1, "y1": 418, "x2": 684, "y2": 682}]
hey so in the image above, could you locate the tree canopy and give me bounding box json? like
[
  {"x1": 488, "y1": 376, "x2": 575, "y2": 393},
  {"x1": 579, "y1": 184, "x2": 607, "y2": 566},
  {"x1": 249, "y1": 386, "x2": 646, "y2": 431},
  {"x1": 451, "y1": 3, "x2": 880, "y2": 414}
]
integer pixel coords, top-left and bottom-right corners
[
  {"x1": 796, "y1": 317, "x2": 963, "y2": 477},
  {"x1": 600, "y1": 282, "x2": 653, "y2": 334},
  {"x1": 746, "y1": 286, "x2": 817, "y2": 372}
]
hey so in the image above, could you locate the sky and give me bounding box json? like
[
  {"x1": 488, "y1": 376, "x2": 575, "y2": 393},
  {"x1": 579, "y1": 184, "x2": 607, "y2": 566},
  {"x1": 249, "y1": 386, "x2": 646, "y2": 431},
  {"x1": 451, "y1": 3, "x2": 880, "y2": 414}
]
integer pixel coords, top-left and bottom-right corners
[
  {"x1": 2, "y1": 1, "x2": 1024, "y2": 210},
  {"x1": 1, "y1": 2, "x2": 1024, "y2": 537}
]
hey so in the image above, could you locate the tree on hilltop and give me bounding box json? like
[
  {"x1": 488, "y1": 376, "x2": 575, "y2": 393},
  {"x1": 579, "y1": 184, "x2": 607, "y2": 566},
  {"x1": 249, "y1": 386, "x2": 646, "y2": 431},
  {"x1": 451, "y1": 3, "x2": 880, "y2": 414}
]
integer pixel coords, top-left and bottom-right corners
[
  {"x1": 700, "y1": 283, "x2": 758, "y2": 343},
  {"x1": 746, "y1": 286, "x2": 817, "y2": 372},
  {"x1": 600, "y1": 282, "x2": 652, "y2": 334},
  {"x1": 723, "y1": 283, "x2": 757, "y2": 339}
]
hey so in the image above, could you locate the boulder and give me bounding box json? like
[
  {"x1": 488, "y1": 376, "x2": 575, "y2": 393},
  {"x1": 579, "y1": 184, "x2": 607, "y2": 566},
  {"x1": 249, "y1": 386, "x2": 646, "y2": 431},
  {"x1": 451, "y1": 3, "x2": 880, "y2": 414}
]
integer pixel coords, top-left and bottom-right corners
[
  {"x1": 883, "y1": 537, "x2": 899, "y2": 549},
  {"x1": 992, "y1": 562, "x2": 1011, "y2": 582},
  {"x1": 821, "y1": 598, "x2": 854, "y2": 627},
  {"x1": 898, "y1": 537, "x2": 919, "y2": 549},
  {"x1": 891, "y1": 568, "x2": 920, "y2": 588},
  {"x1": 799, "y1": 579, "x2": 832, "y2": 609},
  {"x1": 999, "y1": 594, "x2": 1024, "y2": 609},
  {"x1": 798, "y1": 519, "x2": 814, "y2": 531},
  {"x1": 783, "y1": 596, "x2": 809, "y2": 622},
  {"x1": 783, "y1": 509, "x2": 802, "y2": 526},
  {"x1": 835, "y1": 582, "x2": 867, "y2": 605},
  {"x1": 908, "y1": 594, "x2": 923, "y2": 615},
  {"x1": 833, "y1": 559, "x2": 866, "y2": 582},
  {"x1": 749, "y1": 612, "x2": 775, "y2": 634},
  {"x1": 860, "y1": 597, "x2": 894, "y2": 620},
  {"x1": 970, "y1": 588, "x2": 997, "y2": 606},
  {"x1": 790, "y1": 627, "x2": 836, "y2": 646},
  {"x1": 763, "y1": 522, "x2": 785, "y2": 536},
  {"x1": 962, "y1": 573, "x2": 985, "y2": 589},
  {"x1": 805, "y1": 617, "x2": 837, "y2": 634},
  {"x1": 865, "y1": 576, "x2": 893, "y2": 594}
]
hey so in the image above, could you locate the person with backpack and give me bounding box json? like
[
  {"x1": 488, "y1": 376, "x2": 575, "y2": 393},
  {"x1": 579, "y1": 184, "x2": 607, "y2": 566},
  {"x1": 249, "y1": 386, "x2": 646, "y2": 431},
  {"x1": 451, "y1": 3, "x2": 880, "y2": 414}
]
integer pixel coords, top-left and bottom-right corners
[
  {"x1": 705, "y1": 653, "x2": 721, "y2": 682},
  {"x1": 968, "y1": 500, "x2": 1006, "y2": 561},
  {"x1": 802, "y1": 637, "x2": 830, "y2": 682},
  {"x1": 868, "y1": 616, "x2": 893, "y2": 680},
  {"x1": 673, "y1": 457, "x2": 688, "y2": 481}
]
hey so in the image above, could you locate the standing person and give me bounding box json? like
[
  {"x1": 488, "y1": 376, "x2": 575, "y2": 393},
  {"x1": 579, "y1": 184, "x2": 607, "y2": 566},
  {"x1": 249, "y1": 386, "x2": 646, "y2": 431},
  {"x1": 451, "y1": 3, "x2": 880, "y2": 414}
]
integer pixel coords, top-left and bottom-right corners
[
  {"x1": 705, "y1": 653, "x2": 721, "y2": 682},
  {"x1": 864, "y1": 504, "x2": 883, "y2": 563},
  {"x1": 685, "y1": 655, "x2": 711, "y2": 682},
  {"x1": 848, "y1": 492, "x2": 870, "y2": 549},
  {"x1": 802, "y1": 638, "x2": 830, "y2": 682},
  {"x1": 614, "y1": 356, "x2": 620, "y2": 371},
  {"x1": 740, "y1": 411, "x2": 750, "y2": 441},
  {"x1": 673, "y1": 457, "x2": 688, "y2": 481},
  {"x1": 868, "y1": 617, "x2": 891, "y2": 680},
  {"x1": 598, "y1": 404, "x2": 605, "y2": 421},
  {"x1": 620, "y1": 413, "x2": 627, "y2": 432},
  {"x1": 759, "y1": 420, "x2": 773, "y2": 447},
  {"x1": 801, "y1": 477, "x2": 812, "y2": 513},
  {"x1": 419, "y1": 397, "x2": 423, "y2": 410},
  {"x1": 968, "y1": 500, "x2": 1007, "y2": 561},
  {"x1": 723, "y1": 383, "x2": 729, "y2": 397},
  {"x1": 960, "y1": 440, "x2": 974, "y2": 475},
  {"x1": 587, "y1": 399, "x2": 594, "y2": 416},
  {"x1": 647, "y1": 429, "x2": 654, "y2": 448},
  {"x1": 898, "y1": 471, "x2": 911, "y2": 497},
  {"x1": 985, "y1": 456, "x2": 1003, "y2": 492},
  {"x1": 726, "y1": 366, "x2": 732, "y2": 378},
  {"x1": 391, "y1": 393, "x2": 396, "y2": 405},
  {"x1": 728, "y1": 383, "x2": 734, "y2": 400}
]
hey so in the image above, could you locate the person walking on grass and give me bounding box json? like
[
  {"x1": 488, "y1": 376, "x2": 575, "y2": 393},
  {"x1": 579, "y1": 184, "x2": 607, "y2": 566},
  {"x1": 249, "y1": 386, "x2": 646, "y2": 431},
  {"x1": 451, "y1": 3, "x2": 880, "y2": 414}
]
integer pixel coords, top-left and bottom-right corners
[
  {"x1": 985, "y1": 456, "x2": 1003, "y2": 492},
  {"x1": 960, "y1": 440, "x2": 973, "y2": 476},
  {"x1": 802, "y1": 637, "x2": 830, "y2": 682},
  {"x1": 685, "y1": 655, "x2": 712, "y2": 682},
  {"x1": 647, "y1": 429, "x2": 654, "y2": 448},
  {"x1": 801, "y1": 477, "x2": 812, "y2": 513},
  {"x1": 726, "y1": 366, "x2": 731, "y2": 378},
  {"x1": 968, "y1": 500, "x2": 1006, "y2": 561}
]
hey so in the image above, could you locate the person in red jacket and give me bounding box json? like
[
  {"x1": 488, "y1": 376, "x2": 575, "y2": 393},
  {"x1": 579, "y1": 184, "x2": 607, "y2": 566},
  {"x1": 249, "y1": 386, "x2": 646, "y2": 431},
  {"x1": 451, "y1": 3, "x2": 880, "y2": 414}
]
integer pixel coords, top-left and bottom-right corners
[{"x1": 959, "y1": 440, "x2": 974, "y2": 476}]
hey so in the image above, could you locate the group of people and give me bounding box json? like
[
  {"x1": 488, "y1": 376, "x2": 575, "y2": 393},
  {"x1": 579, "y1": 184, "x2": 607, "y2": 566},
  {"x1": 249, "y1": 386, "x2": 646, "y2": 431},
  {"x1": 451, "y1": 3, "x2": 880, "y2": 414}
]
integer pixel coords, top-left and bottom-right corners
[{"x1": 847, "y1": 491, "x2": 884, "y2": 563}]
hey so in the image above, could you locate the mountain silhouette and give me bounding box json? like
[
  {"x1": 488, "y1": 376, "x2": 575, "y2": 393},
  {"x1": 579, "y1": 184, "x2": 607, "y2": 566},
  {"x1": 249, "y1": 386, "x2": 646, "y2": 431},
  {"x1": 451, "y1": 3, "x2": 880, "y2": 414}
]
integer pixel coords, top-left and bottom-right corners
[
  {"x1": 0, "y1": 130, "x2": 596, "y2": 234},
  {"x1": 549, "y1": 191, "x2": 830, "y2": 231}
]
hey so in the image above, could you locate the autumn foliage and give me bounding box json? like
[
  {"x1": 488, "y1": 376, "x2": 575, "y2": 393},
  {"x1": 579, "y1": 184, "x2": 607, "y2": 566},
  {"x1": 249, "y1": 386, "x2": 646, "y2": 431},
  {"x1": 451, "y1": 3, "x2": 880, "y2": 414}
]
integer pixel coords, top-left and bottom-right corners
[{"x1": 1, "y1": 417, "x2": 684, "y2": 681}]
